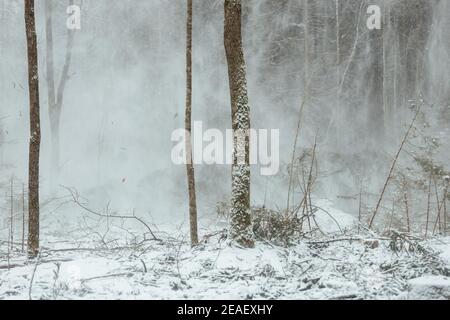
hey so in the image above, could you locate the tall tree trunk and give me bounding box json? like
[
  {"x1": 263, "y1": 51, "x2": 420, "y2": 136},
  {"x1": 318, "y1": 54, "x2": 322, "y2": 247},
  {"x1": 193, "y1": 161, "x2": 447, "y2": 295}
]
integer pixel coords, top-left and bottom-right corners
[
  {"x1": 224, "y1": 0, "x2": 253, "y2": 248},
  {"x1": 303, "y1": 0, "x2": 309, "y2": 84},
  {"x1": 45, "y1": 0, "x2": 58, "y2": 177},
  {"x1": 45, "y1": 0, "x2": 75, "y2": 183},
  {"x1": 393, "y1": 15, "x2": 398, "y2": 137},
  {"x1": 366, "y1": 1, "x2": 385, "y2": 148},
  {"x1": 185, "y1": 0, "x2": 198, "y2": 246},
  {"x1": 382, "y1": 2, "x2": 389, "y2": 137},
  {"x1": 25, "y1": 0, "x2": 41, "y2": 258},
  {"x1": 334, "y1": 0, "x2": 342, "y2": 149}
]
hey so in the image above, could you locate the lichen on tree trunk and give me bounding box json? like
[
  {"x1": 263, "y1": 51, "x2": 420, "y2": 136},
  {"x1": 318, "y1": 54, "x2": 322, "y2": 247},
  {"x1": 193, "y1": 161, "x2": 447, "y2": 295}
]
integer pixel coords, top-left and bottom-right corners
[{"x1": 224, "y1": 0, "x2": 254, "y2": 248}]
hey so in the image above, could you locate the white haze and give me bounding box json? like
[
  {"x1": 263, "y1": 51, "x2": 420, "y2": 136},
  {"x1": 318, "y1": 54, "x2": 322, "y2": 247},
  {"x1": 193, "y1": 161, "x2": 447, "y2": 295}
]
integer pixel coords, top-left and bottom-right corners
[{"x1": 1, "y1": 0, "x2": 450, "y2": 233}]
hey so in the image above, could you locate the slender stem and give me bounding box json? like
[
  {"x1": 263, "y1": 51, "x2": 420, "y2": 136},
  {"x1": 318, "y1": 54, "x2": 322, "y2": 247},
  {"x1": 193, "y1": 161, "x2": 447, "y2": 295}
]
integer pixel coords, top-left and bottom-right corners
[
  {"x1": 10, "y1": 178, "x2": 14, "y2": 250},
  {"x1": 369, "y1": 106, "x2": 421, "y2": 229},
  {"x1": 425, "y1": 172, "x2": 432, "y2": 237},
  {"x1": 185, "y1": 0, "x2": 198, "y2": 246},
  {"x1": 22, "y1": 183, "x2": 25, "y2": 253}
]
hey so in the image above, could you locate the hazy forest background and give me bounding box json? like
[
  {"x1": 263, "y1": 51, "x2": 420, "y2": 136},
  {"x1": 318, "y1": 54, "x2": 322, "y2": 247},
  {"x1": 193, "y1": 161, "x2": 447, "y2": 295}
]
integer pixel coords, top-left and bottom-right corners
[{"x1": 1, "y1": 0, "x2": 450, "y2": 300}]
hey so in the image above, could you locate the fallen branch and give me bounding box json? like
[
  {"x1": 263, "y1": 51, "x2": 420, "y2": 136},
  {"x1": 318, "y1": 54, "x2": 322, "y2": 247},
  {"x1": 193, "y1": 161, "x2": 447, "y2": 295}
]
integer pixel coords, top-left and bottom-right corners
[
  {"x1": 0, "y1": 263, "x2": 23, "y2": 270},
  {"x1": 63, "y1": 186, "x2": 161, "y2": 242},
  {"x1": 307, "y1": 237, "x2": 362, "y2": 245},
  {"x1": 307, "y1": 236, "x2": 390, "y2": 245},
  {"x1": 0, "y1": 258, "x2": 72, "y2": 270},
  {"x1": 81, "y1": 272, "x2": 133, "y2": 284}
]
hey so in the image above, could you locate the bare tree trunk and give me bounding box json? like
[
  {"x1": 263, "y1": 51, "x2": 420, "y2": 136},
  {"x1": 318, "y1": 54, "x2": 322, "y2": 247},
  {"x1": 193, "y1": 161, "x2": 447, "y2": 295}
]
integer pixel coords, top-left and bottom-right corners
[
  {"x1": 358, "y1": 182, "x2": 362, "y2": 234},
  {"x1": 224, "y1": 0, "x2": 253, "y2": 247},
  {"x1": 185, "y1": 0, "x2": 198, "y2": 246},
  {"x1": 25, "y1": 0, "x2": 41, "y2": 258},
  {"x1": 45, "y1": 0, "x2": 75, "y2": 181},
  {"x1": 45, "y1": 0, "x2": 58, "y2": 176},
  {"x1": 368, "y1": 106, "x2": 420, "y2": 229},
  {"x1": 382, "y1": 2, "x2": 388, "y2": 135},
  {"x1": 286, "y1": 0, "x2": 312, "y2": 212},
  {"x1": 432, "y1": 177, "x2": 443, "y2": 235},
  {"x1": 443, "y1": 184, "x2": 448, "y2": 236},
  {"x1": 366, "y1": 4, "x2": 385, "y2": 147},
  {"x1": 393, "y1": 20, "x2": 398, "y2": 136},
  {"x1": 334, "y1": 0, "x2": 341, "y2": 148},
  {"x1": 335, "y1": 0, "x2": 340, "y2": 79},
  {"x1": 10, "y1": 178, "x2": 14, "y2": 250},
  {"x1": 22, "y1": 183, "x2": 26, "y2": 253},
  {"x1": 303, "y1": 0, "x2": 309, "y2": 84},
  {"x1": 425, "y1": 172, "x2": 432, "y2": 237},
  {"x1": 403, "y1": 179, "x2": 411, "y2": 233}
]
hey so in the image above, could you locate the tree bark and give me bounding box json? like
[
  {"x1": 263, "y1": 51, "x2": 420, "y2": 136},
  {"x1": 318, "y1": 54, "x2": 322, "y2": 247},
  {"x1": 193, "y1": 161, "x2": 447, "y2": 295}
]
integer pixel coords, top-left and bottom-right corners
[
  {"x1": 25, "y1": 0, "x2": 41, "y2": 258},
  {"x1": 224, "y1": 0, "x2": 253, "y2": 247},
  {"x1": 185, "y1": 0, "x2": 198, "y2": 246}
]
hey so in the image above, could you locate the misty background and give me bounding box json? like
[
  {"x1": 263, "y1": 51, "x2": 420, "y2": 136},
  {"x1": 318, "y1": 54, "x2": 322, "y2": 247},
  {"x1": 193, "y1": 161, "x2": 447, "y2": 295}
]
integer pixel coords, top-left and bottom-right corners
[{"x1": 1, "y1": 0, "x2": 449, "y2": 234}]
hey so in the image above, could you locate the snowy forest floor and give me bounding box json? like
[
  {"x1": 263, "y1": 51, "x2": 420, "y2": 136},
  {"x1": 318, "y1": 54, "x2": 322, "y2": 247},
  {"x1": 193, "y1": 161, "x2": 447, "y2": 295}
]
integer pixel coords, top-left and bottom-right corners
[{"x1": 1, "y1": 227, "x2": 450, "y2": 300}]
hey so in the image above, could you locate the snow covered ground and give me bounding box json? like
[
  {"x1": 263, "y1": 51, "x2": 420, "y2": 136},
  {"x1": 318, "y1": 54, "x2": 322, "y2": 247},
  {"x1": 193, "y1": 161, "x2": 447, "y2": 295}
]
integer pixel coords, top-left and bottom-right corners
[
  {"x1": 1, "y1": 202, "x2": 449, "y2": 300},
  {"x1": 1, "y1": 232, "x2": 449, "y2": 300}
]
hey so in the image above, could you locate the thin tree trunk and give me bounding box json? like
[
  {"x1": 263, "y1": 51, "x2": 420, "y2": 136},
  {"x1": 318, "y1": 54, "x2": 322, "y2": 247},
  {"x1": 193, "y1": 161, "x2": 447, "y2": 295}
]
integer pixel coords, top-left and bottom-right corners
[
  {"x1": 339, "y1": 1, "x2": 363, "y2": 95},
  {"x1": 367, "y1": 1, "x2": 385, "y2": 145},
  {"x1": 425, "y1": 172, "x2": 432, "y2": 237},
  {"x1": 10, "y1": 178, "x2": 14, "y2": 250},
  {"x1": 368, "y1": 106, "x2": 420, "y2": 229},
  {"x1": 432, "y1": 177, "x2": 443, "y2": 235},
  {"x1": 303, "y1": 0, "x2": 309, "y2": 84},
  {"x1": 403, "y1": 180, "x2": 411, "y2": 233},
  {"x1": 335, "y1": 0, "x2": 340, "y2": 81},
  {"x1": 335, "y1": 0, "x2": 340, "y2": 99},
  {"x1": 46, "y1": 0, "x2": 75, "y2": 180},
  {"x1": 45, "y1": 0, "x2": 55, "y2": 118},
  {"x1": 358, "y1": 182, "x2": 362, "y2": 234},
  {"x1": 25, "y1": 0, "x2": 41, "y2": 258},
  {"x1": 224, "y1": 0, "x2": 253, "y2": 247},
  {"x1": 22, "y1": 183, "x2": 26, "y2": 253},
  {"x1": 326, "y1": 2, "x2": 363, "y2": 145},
  {"x1": 334, "y1": 0, "x2": 342, "y2": 149},
  {"x1": 393, "y1": 23, "x2": 398, "y2": 136},
  {"x1": 286, "y1": 96, "x2": 308, "y2": 214},
  {"x1": 185, "y1": 0, "x2": 198, "y2": 246},
  {"x1": 444, "y1": 185, "x2": 448, "y2": 236},
  {"x1": 287, "y1": 0, "x2": 312, "y2": 212},
  {"x1": 45, "y1": 0, "x2": 58, "y2": 178},
  {"x1": 382, "y1": 3, "x2": 388, "y2": 134}
]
